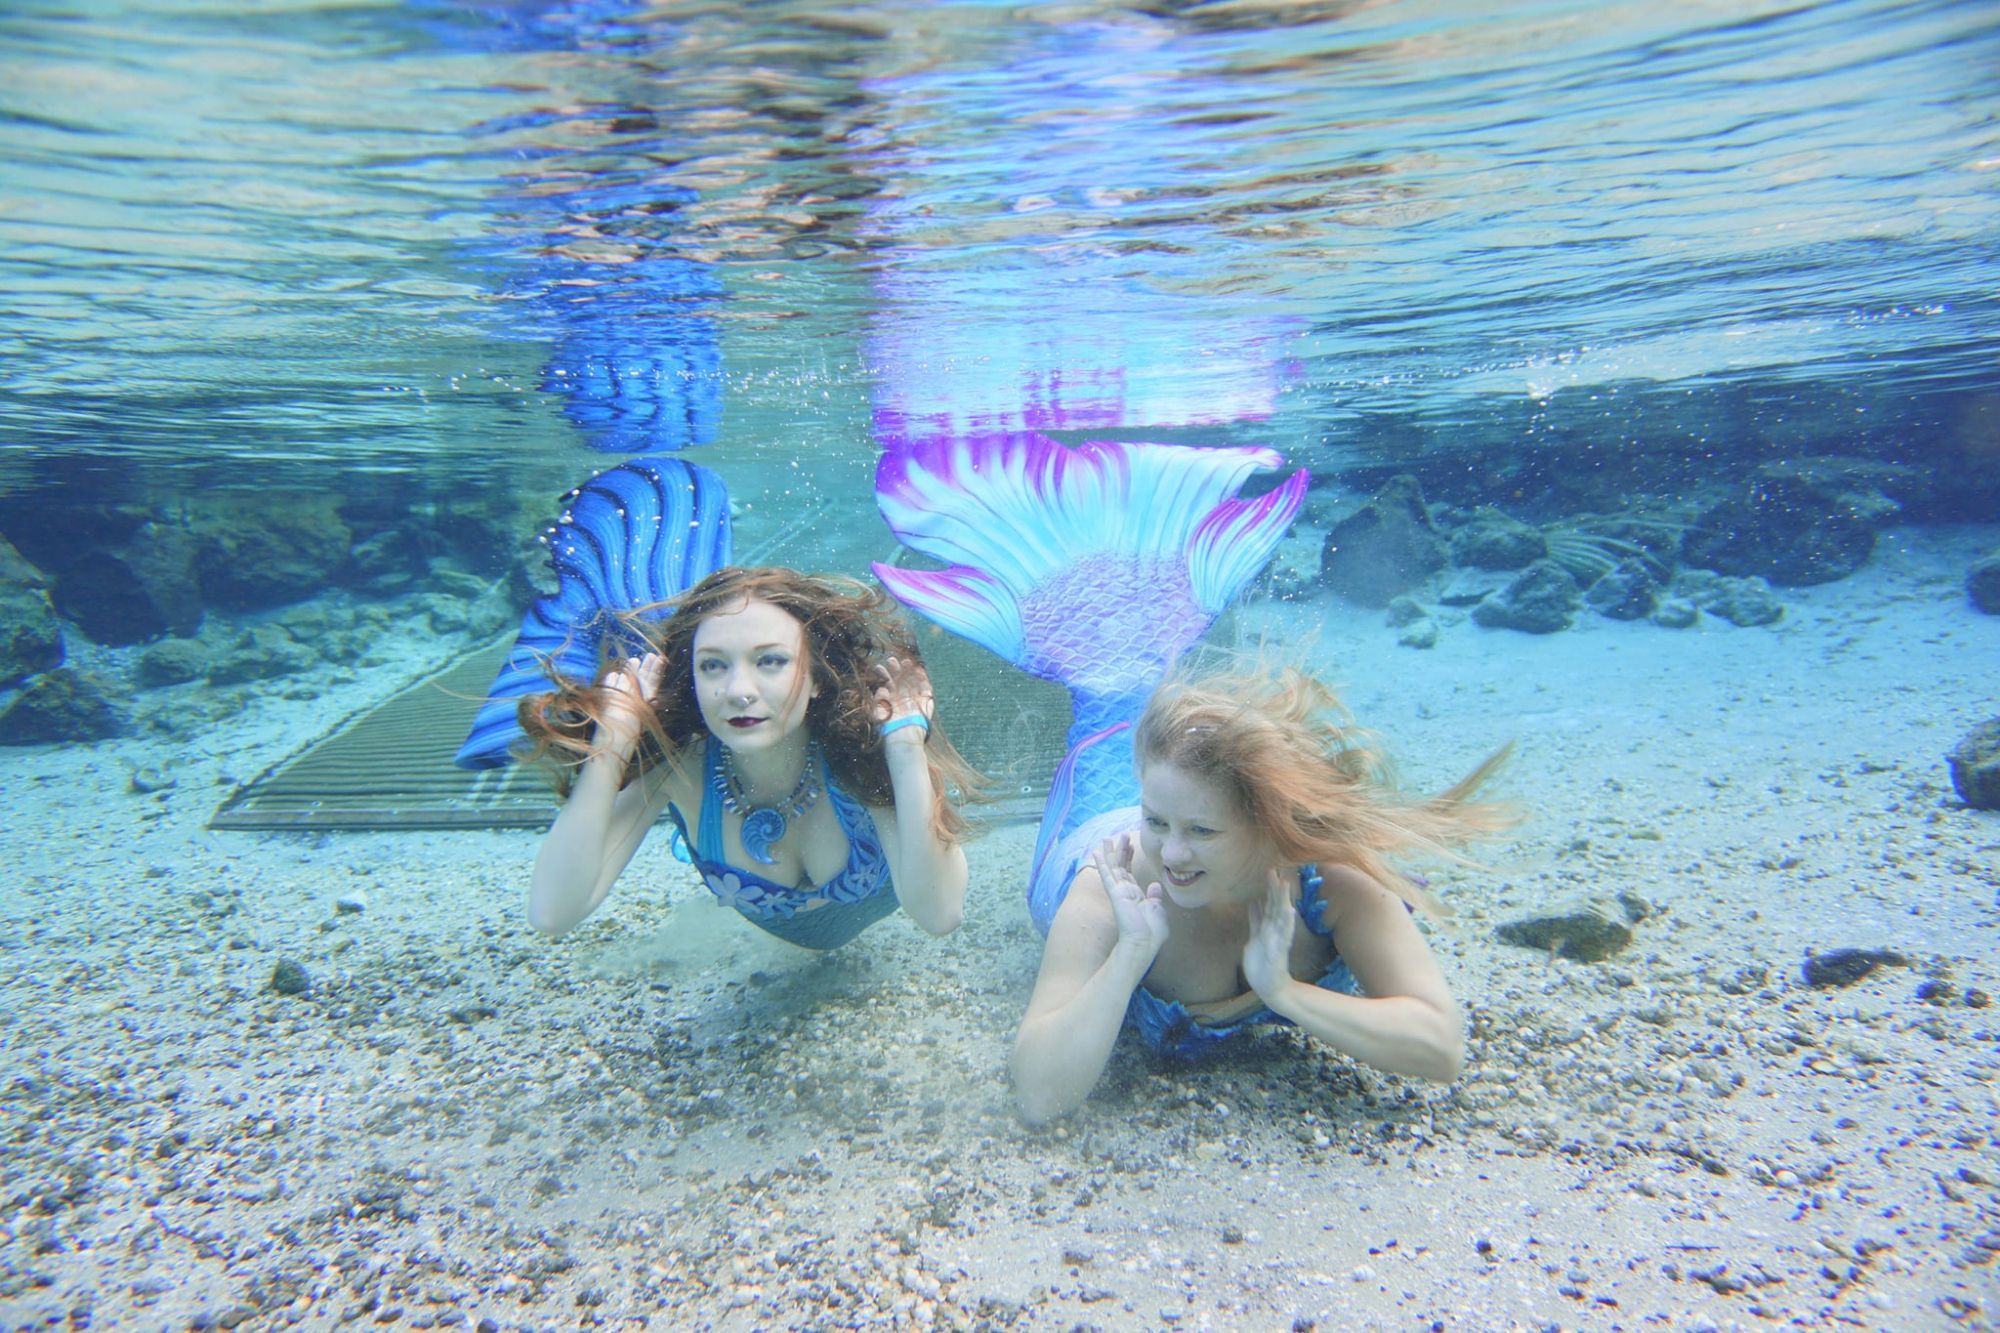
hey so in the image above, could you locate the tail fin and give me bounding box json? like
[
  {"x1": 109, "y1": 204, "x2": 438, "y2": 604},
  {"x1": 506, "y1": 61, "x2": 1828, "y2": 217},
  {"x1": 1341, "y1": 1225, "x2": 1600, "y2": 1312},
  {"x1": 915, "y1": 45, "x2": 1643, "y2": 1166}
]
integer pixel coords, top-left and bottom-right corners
[
  {"x1": 455, "y1": 458, "x2": 732, "y2": 769},
  {"x1": 872, "y1": 432, "x2": 1305, "y2": 735}
]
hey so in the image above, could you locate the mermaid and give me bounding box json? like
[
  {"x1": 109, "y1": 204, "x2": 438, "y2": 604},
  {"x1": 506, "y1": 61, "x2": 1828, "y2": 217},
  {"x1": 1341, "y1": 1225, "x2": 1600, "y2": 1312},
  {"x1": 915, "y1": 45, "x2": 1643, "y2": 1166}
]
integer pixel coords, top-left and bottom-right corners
[
  {"x1": 873, "y1": 433, "x2": 1511, "y2": 1122},
  {"x1": 460, "y1": 459, "x2": 980, "y2": 952}
]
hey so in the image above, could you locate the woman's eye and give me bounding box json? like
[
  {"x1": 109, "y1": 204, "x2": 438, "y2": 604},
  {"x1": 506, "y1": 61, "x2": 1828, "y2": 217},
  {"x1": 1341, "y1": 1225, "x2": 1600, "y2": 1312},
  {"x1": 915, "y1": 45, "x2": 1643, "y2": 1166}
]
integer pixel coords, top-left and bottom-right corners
[
  {"x1": 697, "y1": 659, "x2": 725, "y2": 675},
  {"x1": 1143, "y1": 816, "x2": 1166, "y2": 830},
  {"x1": 759, "y1": 654, "x2": 790, "y2": 669}
]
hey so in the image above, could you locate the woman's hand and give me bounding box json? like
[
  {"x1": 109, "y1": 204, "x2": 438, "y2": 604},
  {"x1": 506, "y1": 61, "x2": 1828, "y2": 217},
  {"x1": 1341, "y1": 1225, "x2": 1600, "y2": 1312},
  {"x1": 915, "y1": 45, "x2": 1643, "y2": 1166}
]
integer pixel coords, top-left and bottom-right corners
[
  {"x1": 600, "y1": 652, "x2": 664, "y2": 756},
  {"x1": 873, "y1": 655, "x2": 934, "y2": 742},
  {"x1": 1091, "y1": 834, "x2": 1169, "y2": 965},
  {"x1": 1242, "y1": 868, "x2": 1298, "y2": 1004}
]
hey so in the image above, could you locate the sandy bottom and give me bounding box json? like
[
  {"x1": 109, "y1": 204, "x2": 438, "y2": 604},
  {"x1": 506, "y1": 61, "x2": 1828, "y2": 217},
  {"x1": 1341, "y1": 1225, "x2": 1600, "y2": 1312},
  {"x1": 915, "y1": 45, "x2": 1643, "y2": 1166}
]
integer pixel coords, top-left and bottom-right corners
[{"x1": 3, "y1": 524, "x2": 1998, "y2": 1332}]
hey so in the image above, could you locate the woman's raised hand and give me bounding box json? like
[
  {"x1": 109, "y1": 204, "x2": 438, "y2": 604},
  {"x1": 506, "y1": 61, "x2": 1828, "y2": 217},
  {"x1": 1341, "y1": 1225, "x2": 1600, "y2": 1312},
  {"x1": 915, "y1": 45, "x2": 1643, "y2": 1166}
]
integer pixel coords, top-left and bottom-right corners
[
  {"x1": 873, "y1": 655, "x2": 934, "y2": 736},
  {"x1": 1241, "y1": 867, "x2": 1298, "y2": 1003},
  {"x1": 1091, "y1": 834, "x2": 1169, "y2": 963},
  {"x1": 600, "y1": 652, "x2": 664, "y2": 756}
]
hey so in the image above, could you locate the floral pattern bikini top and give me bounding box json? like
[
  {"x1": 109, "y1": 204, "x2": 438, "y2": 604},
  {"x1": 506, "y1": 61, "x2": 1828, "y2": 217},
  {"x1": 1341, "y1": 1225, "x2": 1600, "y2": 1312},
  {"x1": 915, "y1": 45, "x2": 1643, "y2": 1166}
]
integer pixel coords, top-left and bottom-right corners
[{"x1": 665, "y1": 737, "x2": 897, "y2": 951}]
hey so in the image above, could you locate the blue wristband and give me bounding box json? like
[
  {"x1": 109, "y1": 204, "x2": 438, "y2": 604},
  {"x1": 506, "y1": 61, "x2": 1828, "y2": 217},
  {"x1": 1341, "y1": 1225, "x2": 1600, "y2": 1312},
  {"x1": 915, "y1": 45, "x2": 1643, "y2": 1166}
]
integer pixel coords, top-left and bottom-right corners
[{"x1": 879, "y1": 714, "x2": 930, "y2": 740}]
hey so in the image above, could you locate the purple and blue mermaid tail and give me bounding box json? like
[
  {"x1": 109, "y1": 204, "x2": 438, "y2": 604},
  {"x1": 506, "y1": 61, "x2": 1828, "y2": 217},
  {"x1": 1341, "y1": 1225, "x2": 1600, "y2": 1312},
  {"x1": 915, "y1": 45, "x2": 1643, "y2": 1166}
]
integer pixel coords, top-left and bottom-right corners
[
  {"x1": 455, "y1": 457, "x2": 732, "y2": 769},
  {"x1": 870, "y1": 432, "x2": 1305, "y2": 929}
]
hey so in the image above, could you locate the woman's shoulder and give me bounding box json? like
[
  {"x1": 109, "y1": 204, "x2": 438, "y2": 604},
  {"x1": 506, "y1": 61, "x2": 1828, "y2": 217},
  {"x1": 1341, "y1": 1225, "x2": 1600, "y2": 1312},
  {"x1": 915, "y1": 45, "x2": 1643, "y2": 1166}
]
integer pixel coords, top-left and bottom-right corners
[{"x1": 1307, "y1": 862, "x2": 1401, "y2": 915}]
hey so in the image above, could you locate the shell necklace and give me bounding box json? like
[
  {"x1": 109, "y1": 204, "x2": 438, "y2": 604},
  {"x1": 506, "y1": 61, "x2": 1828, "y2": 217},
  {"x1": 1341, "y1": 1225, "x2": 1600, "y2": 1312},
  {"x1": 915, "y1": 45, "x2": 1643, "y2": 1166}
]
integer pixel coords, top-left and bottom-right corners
[{"x1": 715, "y1": 741, "x2": 823, "y2": 865}]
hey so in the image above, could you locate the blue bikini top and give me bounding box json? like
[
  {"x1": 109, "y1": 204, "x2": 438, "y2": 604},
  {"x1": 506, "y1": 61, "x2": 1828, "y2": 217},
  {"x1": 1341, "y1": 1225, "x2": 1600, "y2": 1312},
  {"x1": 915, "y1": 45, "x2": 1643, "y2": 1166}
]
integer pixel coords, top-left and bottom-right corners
[
  {"x1": 665, "y1": 737, "x2": 892, "y2": 927},
  {"x1": 1127, "y1": 863, "x2": 1361, "y2": 1058}
]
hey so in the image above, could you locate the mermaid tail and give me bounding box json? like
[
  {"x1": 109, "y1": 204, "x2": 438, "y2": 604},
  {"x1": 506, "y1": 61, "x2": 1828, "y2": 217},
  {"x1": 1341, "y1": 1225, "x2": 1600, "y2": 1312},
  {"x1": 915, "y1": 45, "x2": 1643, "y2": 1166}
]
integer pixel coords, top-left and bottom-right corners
[
  {"x1": 870, "y1": 432, "x2": 1305, "y2": 927},
  {"x1": 455, "y1": 458, "x2": 732, "y2": 768}
]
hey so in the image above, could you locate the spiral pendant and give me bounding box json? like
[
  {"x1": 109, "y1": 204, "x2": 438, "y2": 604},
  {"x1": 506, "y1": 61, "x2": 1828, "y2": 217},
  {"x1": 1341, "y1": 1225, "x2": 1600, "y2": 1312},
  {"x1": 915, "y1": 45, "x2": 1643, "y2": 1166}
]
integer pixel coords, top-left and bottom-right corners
[{"x1": 739, "y1": 808, "x2": 787, "y2": 865}]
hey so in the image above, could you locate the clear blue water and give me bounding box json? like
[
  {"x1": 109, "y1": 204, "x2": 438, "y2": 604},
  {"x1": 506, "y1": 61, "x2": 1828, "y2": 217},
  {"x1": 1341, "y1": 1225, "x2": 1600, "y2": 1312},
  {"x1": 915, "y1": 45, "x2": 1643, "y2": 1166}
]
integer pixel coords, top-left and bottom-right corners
[
  {"x1": 4, "y1": 5, "x2": 2000, "y2": 1328},
  {"x1": 2, "y1": 0, "x2": 1994, "y2": 494}
]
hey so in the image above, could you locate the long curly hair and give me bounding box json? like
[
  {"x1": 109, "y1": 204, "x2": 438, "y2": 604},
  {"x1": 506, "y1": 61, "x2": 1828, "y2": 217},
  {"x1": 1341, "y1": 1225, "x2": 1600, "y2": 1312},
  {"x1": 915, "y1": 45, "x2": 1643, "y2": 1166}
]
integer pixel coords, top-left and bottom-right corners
[
  {"x1": 515, "y1": 566, "x2": 982, "y2": 843},
  {"x1": 1133, "y1": 665, "x2": 1515, "y2": 916}
]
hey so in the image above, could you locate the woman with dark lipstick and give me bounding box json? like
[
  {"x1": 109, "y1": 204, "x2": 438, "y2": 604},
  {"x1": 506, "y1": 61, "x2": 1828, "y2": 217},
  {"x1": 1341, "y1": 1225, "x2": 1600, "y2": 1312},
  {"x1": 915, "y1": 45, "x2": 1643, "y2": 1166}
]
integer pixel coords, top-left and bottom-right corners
[{"x1": 516, "y1": 566, "x2": 979, "y2": 952}]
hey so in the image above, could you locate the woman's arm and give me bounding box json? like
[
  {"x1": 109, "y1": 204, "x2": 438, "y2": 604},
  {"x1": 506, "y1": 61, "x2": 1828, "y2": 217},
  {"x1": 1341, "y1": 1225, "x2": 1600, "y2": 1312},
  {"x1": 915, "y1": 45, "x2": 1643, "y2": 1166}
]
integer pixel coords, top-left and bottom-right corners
[
  {"x1": 1242, "y1": 865, "x2": 1465, "y2": 1082},
  {"x1": 526, "y1": 654, "x2": 680, "y2": 939},
  {"x1": 869, "y1": 656, "x2": 966, "y2": 936},
  {"x1": 1010, "y1": 837, "x2": 1169, "y2": 1124}
]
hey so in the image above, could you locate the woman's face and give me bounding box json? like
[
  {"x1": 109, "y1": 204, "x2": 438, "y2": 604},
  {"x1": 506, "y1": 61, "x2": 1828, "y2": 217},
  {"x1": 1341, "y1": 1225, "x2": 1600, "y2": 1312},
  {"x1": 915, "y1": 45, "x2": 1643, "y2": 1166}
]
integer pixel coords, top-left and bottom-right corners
[
  {"x1": 692, "y1": 598, "x2": 815, "y2": 750},
  {"x1": 1136, "y1": 761, "x2": 1273, "y2": 910}
]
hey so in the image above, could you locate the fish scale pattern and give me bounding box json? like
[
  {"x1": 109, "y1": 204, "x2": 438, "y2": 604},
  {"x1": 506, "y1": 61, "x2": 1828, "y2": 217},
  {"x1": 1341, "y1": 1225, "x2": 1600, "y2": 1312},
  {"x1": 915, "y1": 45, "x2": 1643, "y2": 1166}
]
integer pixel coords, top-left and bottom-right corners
[{"x1": 456, "y1": 458, "x2": 733, "y2": 769}]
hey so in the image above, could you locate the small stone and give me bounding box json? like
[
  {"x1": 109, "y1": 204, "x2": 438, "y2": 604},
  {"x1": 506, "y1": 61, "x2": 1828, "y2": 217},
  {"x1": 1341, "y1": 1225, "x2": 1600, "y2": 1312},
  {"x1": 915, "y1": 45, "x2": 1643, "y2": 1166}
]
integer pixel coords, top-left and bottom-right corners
[
  {"x1": 335, "y1": 893, "x2": 368, "y2": 914},
  {"x1": 1947, "y1": 718, "x2": 2000, "y2": 810},
  {"x1": 1649, "y1": 597, "x2": 1698, "y2": 629},
  {"x1": 1495, "y1": 902, "x2": 1633, "y2": 962},
  {"x1": 1219, "y1": 1225, "x2": 1244, "y2": 1245},
  {"x1": 1802, "y1": 948, "x2": 1907, "y2": 989},
  {"x1": 269, "y1": 958, "x2": 312, "y2": 997},
  {"x1": 1396, "y1": 617, "x2": 1439, "y2": 650}
]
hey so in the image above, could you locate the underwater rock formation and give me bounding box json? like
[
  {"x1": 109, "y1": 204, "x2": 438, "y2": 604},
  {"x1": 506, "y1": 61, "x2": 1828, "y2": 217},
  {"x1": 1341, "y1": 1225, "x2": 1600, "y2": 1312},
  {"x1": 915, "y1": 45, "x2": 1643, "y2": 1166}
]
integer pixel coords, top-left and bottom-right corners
[
  {"x1": 1449, "y1": 506, "x2": 1546, "y2": 570},
  {"x1": 1676, "y1": 570, "x2": 1784, "y2": 627},
  {"x1": 1947, "y1": 718, "x2": 2000, "y2": 810},
  {"x1": 1684, "y1": 470, "x2": 1890, "y2": 586},
  {"x1": 1967, "y1": 551, "x2": 2000, "y2": 615},
  {"x1": 191, "y1": 495, "x2": 353, "y2": 612},
  {"x1": 1583, "y1": 558, "x2": 1661, "y2": 621},
  {"x1": 0, "y1": 537, "x2": 63, "y2": 686},
  {"x1": 1318, "y1": 474, "x2": 1448, "y2": 607},
  {"x1": 0, "y1": 668, "x2": 127, "y2": 744},
  {"x1": 1471, "y1": 560, "x2": 1579, "y2": 633}
]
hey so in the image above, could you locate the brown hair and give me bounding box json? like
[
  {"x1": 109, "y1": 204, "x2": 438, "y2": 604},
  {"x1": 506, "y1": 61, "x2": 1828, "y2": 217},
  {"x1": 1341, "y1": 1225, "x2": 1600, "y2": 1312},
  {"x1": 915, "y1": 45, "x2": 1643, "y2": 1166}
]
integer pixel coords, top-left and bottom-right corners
[
  {"x1": 1133, "y1": 665, "x2": 1514, "y2": 916},
  {"x1": 515, "y1": 566, "x2": 983, "y2": 843}
]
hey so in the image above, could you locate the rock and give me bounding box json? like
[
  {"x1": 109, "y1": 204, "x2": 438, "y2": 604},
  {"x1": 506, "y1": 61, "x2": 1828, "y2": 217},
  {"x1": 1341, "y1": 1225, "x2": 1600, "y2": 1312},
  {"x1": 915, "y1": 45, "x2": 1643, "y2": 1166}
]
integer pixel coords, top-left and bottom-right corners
[
  {"x1": 1583, "y1": 558, "x2": 1660, "y2": 621},
  {"x1": 335, "y1": 893, "x2": 367, "y2": 914},
  {"x1": 1384, "y1": 595, "x2": 1428, "y2": 628},
  {"x1": 1684, "y1": 470, "x2": 1888, "y2": 586},
  {"x1": 0, "y1": 577, "x2": 64, "y2": 688},
  {"x1": 1678, "y1": 571, "x2": 1783, "y2": 627},
  {"x1": 0, "y1": 669, "x2": 127, "y2": 744},
  {"x1": 1396, "y1": 618, "x2": 1439, "y2": 650},
  {"x1": 1471, "y1": 560, "x2": 1579, "y2": 634},
  {"x1": 1802, "y1": 948, "x2": 1907, "y2": 989},
  {"x1": 1495, "y1": 901, "x2": 1635, "y2": 962},
  {"x1": 1705, "y1": 577, "x2": 1784, "y2": 627},
  {"x1": 191, "y1": 493, "x2": 352, "y2": 612},
  {"x1": 270, "y1": 958, "x2": 312, "y2": 996},
  {"x1": 1437, "y1": 567, "x2": 1511, "y2": 607},
  {"x1": 208, "y1": 625, "x2": 317, "y2": 685},
  {"x1": 1449, "y1": 507, "x2": 1546, "y2": 571},
  {"x1": 1318, "y1": 475, "x2": 1448, "y2": 607},
  {"x1": 1948, "y1": 718, "x2": 2000, "y2": 810},
  {"x1": 135, "y1": 637, "x2": 209, "y2": 687},
  {"x1": 1968, "y1": 552, "x2": 2000, "y2": 615},
  {"x1": 1650, "y1": 597, "x2": 1699, "y2": 629}
]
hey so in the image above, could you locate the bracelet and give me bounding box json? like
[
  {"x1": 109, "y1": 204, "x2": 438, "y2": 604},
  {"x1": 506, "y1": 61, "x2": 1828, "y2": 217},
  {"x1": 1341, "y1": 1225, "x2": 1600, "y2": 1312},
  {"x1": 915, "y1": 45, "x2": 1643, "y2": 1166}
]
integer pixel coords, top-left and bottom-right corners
[{"x1": 879, "y1": 714, "x2": 930, "y2": 740}]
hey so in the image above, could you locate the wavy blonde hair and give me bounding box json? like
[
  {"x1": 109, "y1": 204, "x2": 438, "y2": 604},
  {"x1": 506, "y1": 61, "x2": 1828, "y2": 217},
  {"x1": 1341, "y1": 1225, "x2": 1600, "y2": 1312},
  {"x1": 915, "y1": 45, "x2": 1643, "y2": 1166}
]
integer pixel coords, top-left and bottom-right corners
[{"x1": 1133, "y1": 665, "x2": 1514, "y2": 916}]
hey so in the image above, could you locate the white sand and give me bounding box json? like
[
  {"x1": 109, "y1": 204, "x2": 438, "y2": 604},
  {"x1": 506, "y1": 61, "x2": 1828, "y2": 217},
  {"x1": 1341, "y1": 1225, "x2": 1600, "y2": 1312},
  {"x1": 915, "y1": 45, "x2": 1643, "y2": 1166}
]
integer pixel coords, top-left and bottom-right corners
[{"x1": 2, "y1": 524, "x2": 1997, "y2": 1332}]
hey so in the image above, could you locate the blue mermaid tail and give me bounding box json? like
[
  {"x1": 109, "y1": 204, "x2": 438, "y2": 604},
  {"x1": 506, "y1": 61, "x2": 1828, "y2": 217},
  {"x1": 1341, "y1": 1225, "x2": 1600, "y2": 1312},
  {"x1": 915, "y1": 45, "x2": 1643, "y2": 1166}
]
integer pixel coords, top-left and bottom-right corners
[
  {"x1": 455, "y1": 458, "x2": 732, "y2": 769},
  {"x1": 870, "y1": 432, "x2": 1305, "y2": 927}
]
